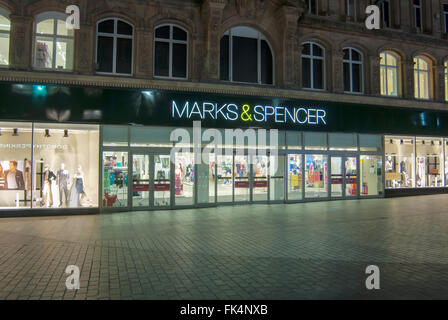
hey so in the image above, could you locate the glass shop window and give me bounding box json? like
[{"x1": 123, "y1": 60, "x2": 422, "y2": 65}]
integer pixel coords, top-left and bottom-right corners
[
  {"x1": 416, "y1": 138, "x2": 443, "y2": 187},
  {"x1": 32, "y1": 124, "x2": 99, "y2": 208},
  {"x1": 360, "y1": 134, "x2": 382, "y2": 152},
  {"x1": 0, "y1": 8, "x2": 10, "y2": 66},
  {"x1": 329, "y1": 133, "x2": 357, "y2": 151},
  {"x1": 103, "y1": 125, "x2": 129, "y2": 147},
  {"x1": 286, "y1": 131, "x2": 302, "y2": 150},
  {"x1": 131, "y1": 126, "x2": 173, "y2": 147},
  {"x1": 304, "y1": 132, "x2": 327, "y2": 150},
  {"x1": 360, "y1": 156, "x2": 383, "y2": 197},
  {"x1": 385, "y1": 136, "x2": 415, "y2": 189}
]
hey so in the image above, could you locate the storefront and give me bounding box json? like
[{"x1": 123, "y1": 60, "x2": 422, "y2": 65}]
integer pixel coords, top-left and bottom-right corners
[{"x1": 1, "y1": 82, "x2": 448, "y2": 216}]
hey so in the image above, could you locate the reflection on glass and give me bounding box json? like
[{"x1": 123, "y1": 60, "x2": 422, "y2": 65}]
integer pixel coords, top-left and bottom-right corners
[
  {"x1": 217, "y1": 155, "x2": 233, "y2": 203},
  {"x1": 175, "y1": 152, "x2": 195, "y2": 206},
  {"x1": 154, "y1": 155, "x2": 170, "y2": 207},
  {"x1": 132, "y1": 154, "x2": 149, "y2": 207},
  {"x1": 305, "y1": 155, "x2": 328, "y2": 198},
  {"x1": 234, "y1": 155, "x2": 249, "y2": 202},
  {"x1": 361, "y1": 156, "x2": 383, "y2": 196},
  {"x1": 253, "y1": 156, "x2": 268, "y2": 201},
  {"x1": 288, "y1": 155, "x2": 302, "y2": 200},
  {"x1": 103, "y1": 151, "x2": 128, "y2": 207},
  {"x1": 345, "y1": 157, "x2": 357, "y2": 197},
  {"x1": 385, "y1": 136, "x2": 415, "y2": 189}
]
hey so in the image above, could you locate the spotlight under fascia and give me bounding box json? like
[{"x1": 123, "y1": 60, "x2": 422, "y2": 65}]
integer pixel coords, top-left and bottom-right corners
[
  {"x1": 45, "y1": 129, "x2": 51, "y2": 138},
  {"x1": 12, "y1": 128, "x2": 18, "y2": 136},
  {"x1": 64, "y1": 129, "x2": 69, "y2": 138}
]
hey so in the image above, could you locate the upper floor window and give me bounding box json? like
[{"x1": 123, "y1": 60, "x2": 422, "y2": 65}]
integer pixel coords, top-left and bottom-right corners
[
  {"x1": 96, "y1": 18, "x2": 133, "y2": 75},
  {"x1": 0, "y1": 8, "x2": 10, "y2": 66},
  {"x1": 414, "y1": 56, "x2": 430, "y2": 100},
  {"x1": 343, "y1": 48, "x2": 363, "y2": 94},
  {"x1": 154, "y1": 24, "x2": 188, "y2": 79},
  {"x1": 345, "y1": 0, "x2": 357, "y2": 20},
  {"x1": 444, "y1": 61, "x2": 448, "y2": 101},
  {"x1": 380, "y1": 0, "x2": 391, "y2": 28},
  {"x1": 308, "y1": 0, "x2": 318, "y2": 15},
  {"x1": 302, "y1": 42, "x2": 325, "y2": 90},
  {"x1": 413, "y1": 0, "x2": 422, "y2": 32},
  {"x1": 220, "y1": 26, "x2": 273, "y2": 85},
  {"x1": 34, "y1": 12, "x2": 74, "y2": 70},
  {"x1": 443, "y1": 3, "x2": 448, "y2": 33},
  {"x1": 380, "y1": 51, "x2": 399, "y2": 97}
]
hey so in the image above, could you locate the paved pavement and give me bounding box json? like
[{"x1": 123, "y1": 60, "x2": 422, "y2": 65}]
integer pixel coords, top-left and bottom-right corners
[{"x1": 1, "y1": 195, "x2": 448, "y2": 300}]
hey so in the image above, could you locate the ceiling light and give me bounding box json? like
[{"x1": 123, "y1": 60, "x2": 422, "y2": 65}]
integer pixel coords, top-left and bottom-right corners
[
  {"x1": 64, "y1": 129, "x2": 69, "y2": 138},
  {"x1": 45, "y1": 129, "x2": 51, "y2": 138},
  {"x1": 13, "y1": 128, "x2": 18, "y2": 136}
]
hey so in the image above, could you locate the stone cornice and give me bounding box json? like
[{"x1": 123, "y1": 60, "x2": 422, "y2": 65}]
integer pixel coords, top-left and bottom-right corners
[{"x1": 0, "y1": 70, "x2": 448, "y2": 111}]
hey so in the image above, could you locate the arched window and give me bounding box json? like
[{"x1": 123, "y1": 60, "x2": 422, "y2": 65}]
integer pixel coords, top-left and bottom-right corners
[
  {"x1": 343, "y1": 48, "x2": 363, "y2": 94},
  {"x1": 414, "y1": 56, "x2": 430, "y2": 100},
  {"x1": 220, "y1": 26, "x2": 273, "y2": 85},
  {"x1": 154, "y1": 24, "x2": 188, "y2": 79},
  {"x1": 0, "y1": 7, "x2": 10, "y2": 66},
  {"x1": 380, "y1": 51, "x2": 399, "y2": 97},
  {"x1": 34, "y1": 12, "x2": 74, "y2": 70},
  {"x1": 96, "y1": 18, "x2": 133, "y2": 75},
  {"x1": 302, "y1": 42, "x2": 325, "y2": 90}
]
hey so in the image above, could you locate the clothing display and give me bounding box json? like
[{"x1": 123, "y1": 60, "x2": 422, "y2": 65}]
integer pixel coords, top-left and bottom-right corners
[
  {"x1": 57, "y1": 169, "x2": 70, "y2": 207},
  {"x1": 41, "y1": 168, "x2": 56, "y2": 207}
]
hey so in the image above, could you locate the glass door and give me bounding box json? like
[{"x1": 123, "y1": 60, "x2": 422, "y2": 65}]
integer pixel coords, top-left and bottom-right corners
[
  {"x1": 345, "y1": 157, "x2": 358, "y2": 197},
  {"x1": 331, "y1": 157, "x2": 343, "y2": 198},
  {"x1": 305, "y1": 154, "x2": 328, "y2": 199},
  {"x1": 102, "y1": 151, "x2": 129, "y2": 208},
  {"x1": 252, "y1": 155, "x2": 268, "y2": 202},
  {"x1": 270, "y1": 155, "x2": 285, "y2": 202},
  {"x1": 217, "y1": 155, "x2": 233, "y2": 203},
  {"x1": 131, "y1": 154, "x2": 150, "y2": 208},
  {"x1": 154, "y1": 154, "x2": 171, "y2": 207},
  {"x1": 234, "y1": 155, "x2": 250, "y2": 202},
  {"x1": 174, "y1": 152, "x2": 195, "y2": 206},
  {"x1": 288, "y1": 154, "x2": 303, "y2": 201}
]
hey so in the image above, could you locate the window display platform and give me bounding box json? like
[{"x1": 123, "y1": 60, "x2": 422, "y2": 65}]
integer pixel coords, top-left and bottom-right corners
[
  {"x1": 385, "y1": 187, "x2": 448, "y2": 198},
  {"x1": 0, "y1": 207, "x2": 100, "y2": 218}
]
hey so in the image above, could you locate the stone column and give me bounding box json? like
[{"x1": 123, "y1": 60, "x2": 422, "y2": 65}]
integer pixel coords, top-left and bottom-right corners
[
  {"x1": 435, "y1": 62, "x2": 446, "y2": 102},
  {"x1": 9, "y1": 15, "x2": 33, "y2": 71},
  {"x1": 403, "y1": 57, "x2": 415, "y2": 100},
  {"x1": 332, "y1": 48, "x2": 344, "y2": 93},
  {"x1": 200, "y1": 0, "x2": 226, "y2": 82},
  {"x1": 134, "y1": 28, "x2": 152, "y2": 78},
  {"x1": 275, "y1": 5, "x2": 302, "y2": 88},
  {"x1": 369, "y1": 55, "x2": 381, "y2": 96}
]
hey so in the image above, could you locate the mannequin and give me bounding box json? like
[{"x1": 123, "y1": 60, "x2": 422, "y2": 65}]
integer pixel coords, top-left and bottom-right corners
[
  {"x1": 57, "y1": 163, "x2": 70, "y2": 207},
  {"x1": 385, "y1": 156, "x2": 393, "y2": 172},
  {"x1": 41, "y1": 165, "x2": 56, "y2": 208},
  {"x1": 69, "y1": 166, "x2": 85, "y2": 208}
]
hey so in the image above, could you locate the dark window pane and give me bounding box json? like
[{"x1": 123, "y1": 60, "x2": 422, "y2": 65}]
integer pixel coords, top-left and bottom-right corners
[
  {"x1": 303, "y1": 43, "x2": 311, "y2": 55},
  {"x1": 382, "y1": 2, "x2": 390, "y2": 28},
  {"x1": 117, "y1": 21, "x2": 133, "y2": 36},
  {"x1": 415, "y1": 8, "x2": 421, "y2": 28},
  {"x1": 352, "y1": 50, "x2": 361, "y2": 61},
  {"x1": 155, "y1": 26, "x2": 170, "y2": 39},
  {"x1": 154, "y1": 41, "x2": 169, "y2": 77},
  {"x1": 98, "y1": 20, "x2": 114, "y2": 34},
  {"x1": 172, "y1": 43, "x2": 187, "y2": 78},
  {"x1": 313, "y1": 44, "x2": 323, "y2": 57},
  {"x1": 116, "y1": 38, "x2": 132, "y2": 74},
  {"x1": 343, "y1": 49, "x2": 350, "y2": 60},
  {"x1": 232, "y1": 36, "x2": 257, "y2": 83},
  {"x1": 353, "y1": 63, "x2": 362, "y2": 92},
  {"x1": 97, "y1": 36, "x2": 113, "y2": 72},
  {"x1": 444, "y1": 4, "x2": 448, "y2": 11},
  {"x1": 313, "y1": 59, "x2": 324, "y2": 89},
  {"x1": 302, "y1": 57, "x2": 311, "y2": 88},
  {"x1": 173, "y1": 27, "x2": 187, "y2": 41},
  {"x1": 261, "y1": 40, "x2": 273, "y2": 85},
  {"x1": 220, "y1": 35, "x2": 229, "y2": 81},
  {"x1": 343, "y1": 62, "x2": 351, "y2": 92}
]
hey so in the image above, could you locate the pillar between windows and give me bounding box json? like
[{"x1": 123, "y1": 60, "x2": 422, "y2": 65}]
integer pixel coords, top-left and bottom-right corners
[
  {"x1": 403, "y1": 57, "x2": 415, "y2": 100},
  {"x1": 332, "y1": 49, "x2": 344, "y2": 93},
  {"x1": 9, "y1": 15, "x2": 33, "y2": 71},
  {"x1": 75, "y1": 23, "x2": 94, "y2": 75},
  {"x1": 435, "y1": 63, "x2": 446, "y2": 103}
]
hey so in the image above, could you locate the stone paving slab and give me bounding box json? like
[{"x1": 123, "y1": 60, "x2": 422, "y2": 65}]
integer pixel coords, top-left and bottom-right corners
[{"x1": 1, "y1": 195, "x2": 448, "y2": 300}]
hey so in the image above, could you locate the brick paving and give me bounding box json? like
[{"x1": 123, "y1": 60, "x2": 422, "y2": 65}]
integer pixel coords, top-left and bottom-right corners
[{"x1": 1, "y1": 195, "x2": 448, "y2": 300}]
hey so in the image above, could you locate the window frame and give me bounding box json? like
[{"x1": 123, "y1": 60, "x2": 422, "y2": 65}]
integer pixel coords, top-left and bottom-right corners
[
  {"x1": 220, "y1": 26, "x2": 275, "y2": 86},
  {"x1": 413, "y1": 56, "x2": 430, "y2": 100},
  {"x1": 95, "y1": 17, "x2": 134, "y2": 76},
  {"x1": 443, "y1": 3, "x2": 448, "y2": 33},
  {"x1": 153, "y1": 23, "x2": 189, "y2": 80},
  {"x1": 33, "y1": 11, "x2": 75, "y2": 71},
  {"x1": 444, "y1": 60, "x2": 448, "y2": 102},
  {"x1": 345, "y1": 0, "x2": 357, "y2": 20},
  {"x1": 0, "y1": 7, "x2": 10, "y2": 67},
  {"x1": 308, "y1": 0, "x2": 318, "y2": 15},
  {"x1": 380, "y1": 0, "x2": 391, "y2": 28},
  {"x1": 380, "y1": 51, "x2": 400, "y2": 97},
  {"x1": 413, "y1": 0, "x2": 423, "y2": 32},
  {"x1": 343, "y1": 47, "x2": 364, "y2": 94},
  {"x1": 301, "y1": 41, "x2": 326, "y2": 91}
]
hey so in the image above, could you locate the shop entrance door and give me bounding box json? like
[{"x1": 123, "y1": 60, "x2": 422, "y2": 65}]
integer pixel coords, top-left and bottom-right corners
[
  {"x1": 131, "y1": 154, "x2": 150, "y2": 208},
  {"x1": 153, "y1": 154, "x2": 172, "y2": 208},
  {"x1": 330, "y1": 156, "x2": 359, "y2": 199},
  {"x1": 252, "y1": 155, "x2": 269, "y2": 202}
]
